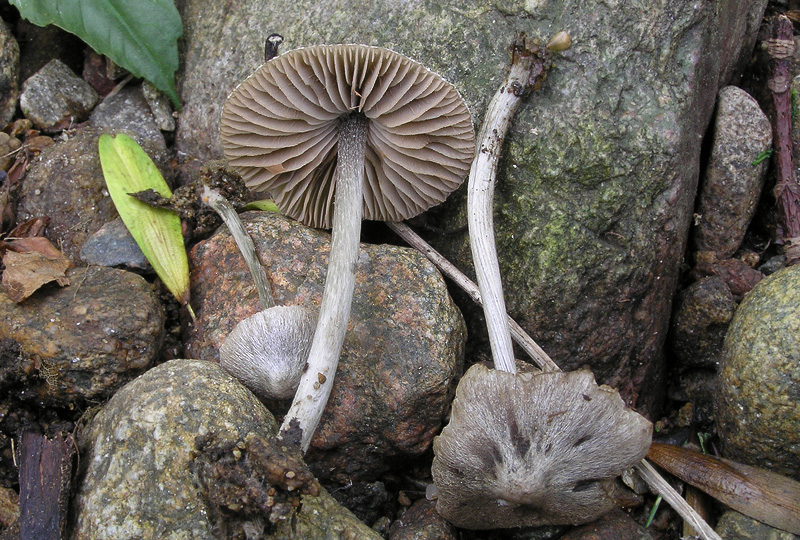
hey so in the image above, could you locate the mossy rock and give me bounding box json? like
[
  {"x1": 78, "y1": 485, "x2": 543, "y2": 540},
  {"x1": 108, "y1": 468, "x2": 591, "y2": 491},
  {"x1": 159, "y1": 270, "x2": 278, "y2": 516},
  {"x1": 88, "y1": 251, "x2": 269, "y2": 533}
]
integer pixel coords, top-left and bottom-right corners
[{"x1": 716, "y1": 265, "x2": 800, "y2": 479}]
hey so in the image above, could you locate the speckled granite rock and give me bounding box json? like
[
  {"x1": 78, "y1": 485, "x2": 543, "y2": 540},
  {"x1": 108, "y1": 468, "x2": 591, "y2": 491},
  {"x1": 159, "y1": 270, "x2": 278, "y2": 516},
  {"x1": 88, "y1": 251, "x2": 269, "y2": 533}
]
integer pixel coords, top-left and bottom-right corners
[
  {"x1": 16, "y1": 125, "x2": 168, "y2": 262},
  {"x1": 176, "y1": 0, "x2": 767, "y2": 415},
  {"x1": 187, "y1": 212, "x2": 466, "y2": 482},
  {"x1": 693, "y1": 86, "x2": 771, "y2": 258},
  {"x1": 72, "y1": 359, "x2": 381, "y2": 540},
  {"x1": 716, "y1": 265, "x2": 800, "y2": 479},
  {"x1": 89, "y1": 85, "x2": 171, "y2": 170},
  {"x1": 717, "y1": 509, "x2": 799, "y2": 540},
  {"x1": 0, "y1": 266, "x2": 163, "y2": 404},
  {"x1": 0, "y1": 18, "x2": 19, "y2": 126},
  {"x1": 669, "y1": 276, "x2": 736, "y2": 369},
  {"x1": 19, "y1": 59, "x2": 99, "y2": 130}
]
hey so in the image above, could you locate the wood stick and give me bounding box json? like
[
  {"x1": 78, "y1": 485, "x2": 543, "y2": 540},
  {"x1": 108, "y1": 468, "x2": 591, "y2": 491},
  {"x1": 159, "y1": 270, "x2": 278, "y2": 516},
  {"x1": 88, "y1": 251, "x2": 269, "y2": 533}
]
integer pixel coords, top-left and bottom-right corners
[
  {"x1": 18, "y1": 430, "x2": 74, "y2": 540},
  {"x1": 768, "y1": 15, "x2": 800, "y2": 265}
]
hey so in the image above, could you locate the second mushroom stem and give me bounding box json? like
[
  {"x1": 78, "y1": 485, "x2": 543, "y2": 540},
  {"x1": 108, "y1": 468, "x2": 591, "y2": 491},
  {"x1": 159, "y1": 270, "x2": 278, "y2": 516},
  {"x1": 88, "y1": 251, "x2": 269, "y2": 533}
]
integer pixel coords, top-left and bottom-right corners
[
  {"x1": 279, "y1": 113, "x2": 368, "y2": 452},
  {"x1": 468, "y1": 38, "x2": 550, "y2": 374},
  {"x1": 202, "y1": 185, "x2": 275, "y2": 310}
]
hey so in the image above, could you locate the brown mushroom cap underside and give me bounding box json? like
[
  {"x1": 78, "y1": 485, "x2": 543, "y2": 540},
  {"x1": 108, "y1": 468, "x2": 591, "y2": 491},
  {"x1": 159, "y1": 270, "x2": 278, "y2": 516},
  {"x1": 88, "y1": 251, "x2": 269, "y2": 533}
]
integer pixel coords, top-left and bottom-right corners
[
  {"x1": 431, "y1": 364, "x2": 653, "y2": 530},
  {"x1": 220, "y1": 44, "x2": 475, "y2": 229}
]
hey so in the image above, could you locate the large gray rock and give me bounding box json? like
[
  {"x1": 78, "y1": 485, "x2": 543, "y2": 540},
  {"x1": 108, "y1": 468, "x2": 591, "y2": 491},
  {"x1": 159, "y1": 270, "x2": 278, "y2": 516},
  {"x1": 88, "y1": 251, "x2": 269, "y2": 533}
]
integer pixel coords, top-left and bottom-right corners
[
  {"x1": 186, "y1": 212, "x2": 466, "y2": 482},
  {"x1": 716, "y1": 265, "x2": 800, "y2": 479},
  {"x1": 175, "y1": 0, "x2": 767, "y2": 414}
]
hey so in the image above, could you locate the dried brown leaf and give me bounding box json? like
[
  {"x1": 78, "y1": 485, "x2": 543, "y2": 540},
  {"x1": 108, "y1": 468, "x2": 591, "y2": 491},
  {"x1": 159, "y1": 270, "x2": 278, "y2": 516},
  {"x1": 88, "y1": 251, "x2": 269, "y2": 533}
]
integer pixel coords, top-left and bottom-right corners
[{"x1": 2, "y1": 248, "x2": 71, "y2": 302}]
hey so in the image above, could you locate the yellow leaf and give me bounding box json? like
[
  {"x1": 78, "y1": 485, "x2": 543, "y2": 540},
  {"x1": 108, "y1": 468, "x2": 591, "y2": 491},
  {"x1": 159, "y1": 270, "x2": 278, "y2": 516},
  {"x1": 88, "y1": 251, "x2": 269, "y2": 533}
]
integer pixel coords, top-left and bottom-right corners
[{"x1": 99, "y1": 133, "x2": 191, "y2": 310}]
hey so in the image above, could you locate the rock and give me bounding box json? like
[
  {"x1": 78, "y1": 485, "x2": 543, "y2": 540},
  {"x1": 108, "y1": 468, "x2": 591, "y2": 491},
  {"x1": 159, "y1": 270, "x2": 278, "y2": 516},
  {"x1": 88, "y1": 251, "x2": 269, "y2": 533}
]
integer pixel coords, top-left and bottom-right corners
[
  {"x1": 16, "y1": 124, "x2": 168, "y2": 263},
  {"x1": 175, "y1": 0, "x2": 767, "y2": 414},
  {"x1": 186, "y1": 212, "x2": 466, "y2": 482},
  {"x1": 716, "y1": 509, "x2": 799, "y2": 540},
  {"x1": 693, "y1": 253, "x2": 764, "y2": 301},
  {"x1": 15, "y1": 127, "x2": 118, "y2": 262},
  {"x1": 72, "y1": 359, "x2": 380, "y2": 540},
  {"x1": 270, "y1": 488, "x2": 383, "y2": 539},
  {"x1": 142, "y1": 81, "x2": 176, "y2": 132},
  {"x1": 674, "y1": 368, "x2": 718, "y2": 428},
  {"x1": 711, "y1": 257, "x2": 764, "y2": 300},
  {"x1": 79, "y1": 217, "x2": 152, "y2": 270},
  {"x1": 0, "y1": 266, "x2": 164, "y2": 404},
  {"x1": 0, "y1": 485, "x2": 18, "y2": 529},
  {"x1": 0, "y1": 132, "x2": 21, "y2": 171},
  {"x1": 556, "y1": 509, "x2": 653, "y2": 540},
  {"x1": 388, "y1": 498, "x2": 457, "y2": 540},
  {"x1": 0, "y1": 19, "x2": 19, "y2": 126},
  {"x1": 716, "y1": 264, "x2": 800, "y2": 479},
  {"x1": 669, "y1": 276, "x2": 736, "y2": 369},
  {"x1": 19, "y1": 59, "x2": 99, "y2": 131},
  {"x1": 89, "y1": 85, "x2": 171, "y2": 170},
  {"x1": 329, "y1": 481, "x2": 392, "y2": 527},
  {"x1": 693, "y1": 86, "x2": 771, "y2": 258}
]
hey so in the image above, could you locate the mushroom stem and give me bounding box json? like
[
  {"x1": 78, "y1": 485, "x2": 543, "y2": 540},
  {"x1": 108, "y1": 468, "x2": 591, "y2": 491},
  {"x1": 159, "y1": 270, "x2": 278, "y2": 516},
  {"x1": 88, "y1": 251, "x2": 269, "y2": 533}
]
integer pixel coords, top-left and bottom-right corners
[
  {"x1": 202, "y1": 185, "x2": 275, "y2": 309},
  {"x1": 635, "y1": 460, "x2": 723, "y2": 540},
  {"x1": 279, "y1": 113, "x2": 368, "y2": 452},
  {"x1": 387, "y1": 221, "x2": 560, "y2": 372},
  {"x1": 468, "y1": 38, "x2": 551, "y2": 374}
]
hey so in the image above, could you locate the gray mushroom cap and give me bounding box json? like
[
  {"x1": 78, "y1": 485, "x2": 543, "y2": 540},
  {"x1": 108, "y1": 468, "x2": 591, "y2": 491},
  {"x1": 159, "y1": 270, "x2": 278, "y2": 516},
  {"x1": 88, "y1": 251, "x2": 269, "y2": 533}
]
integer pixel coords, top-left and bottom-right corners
[
  {"x1": 431, "y1": 363, "x2": 653, "y2": 529},
  {"x1": 219, "y1": 305, "x2": 315, "y2": 401},
  {"x1": 220, "y1": 44, "x2": 475, "y2": 229}
]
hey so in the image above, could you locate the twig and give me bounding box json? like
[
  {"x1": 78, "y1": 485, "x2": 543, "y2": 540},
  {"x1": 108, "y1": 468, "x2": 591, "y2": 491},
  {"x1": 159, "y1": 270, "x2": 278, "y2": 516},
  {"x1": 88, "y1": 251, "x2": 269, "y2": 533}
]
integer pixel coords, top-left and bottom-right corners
[
  {"x1": 387, "y1": 221, "x2": 559, "y2": 372},
  {"x1": 635, "y1": 460, "x2": 723, "y2": 540},
  {"x1": 767, "y1": 15, "x2": 800, "y2": 265}
]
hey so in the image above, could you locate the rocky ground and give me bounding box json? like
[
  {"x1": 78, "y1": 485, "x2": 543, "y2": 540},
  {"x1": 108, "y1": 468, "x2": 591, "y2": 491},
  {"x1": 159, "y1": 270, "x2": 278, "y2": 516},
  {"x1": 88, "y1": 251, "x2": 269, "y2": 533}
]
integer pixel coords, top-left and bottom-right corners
[{"x1": 0, "y1": 0, "x2": 798, "y2": 539}]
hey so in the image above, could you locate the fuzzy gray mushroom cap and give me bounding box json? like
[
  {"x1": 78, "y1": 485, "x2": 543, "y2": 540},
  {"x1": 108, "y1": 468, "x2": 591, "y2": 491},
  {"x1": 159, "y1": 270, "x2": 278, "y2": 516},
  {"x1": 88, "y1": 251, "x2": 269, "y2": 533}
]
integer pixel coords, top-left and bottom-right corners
[
  {"x1": 219, "y1": 305, "x2": 315, "y2": 401},
  {"x1": 431, "y1": 364, "x2": 653, "y2": 529},
  {"x1": 220, "y1": 44, "x2": 475, "y2": 229}
]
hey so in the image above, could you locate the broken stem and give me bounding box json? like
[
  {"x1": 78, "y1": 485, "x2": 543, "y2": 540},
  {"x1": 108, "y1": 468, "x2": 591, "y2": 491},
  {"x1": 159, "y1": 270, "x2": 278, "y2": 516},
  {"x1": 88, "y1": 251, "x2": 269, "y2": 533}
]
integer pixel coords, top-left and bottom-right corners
[
  {"x1": 387, "y1": 221, "x2": 559, "y2": 372},
  {"x1": 202, "y1": 185, "x2": 275, "y2": 309}
]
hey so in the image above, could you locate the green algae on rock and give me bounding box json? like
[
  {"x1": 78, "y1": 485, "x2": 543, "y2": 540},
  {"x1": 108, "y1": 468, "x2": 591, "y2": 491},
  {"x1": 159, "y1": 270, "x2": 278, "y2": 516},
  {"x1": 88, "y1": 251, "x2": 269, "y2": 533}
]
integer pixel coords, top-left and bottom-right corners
[{"x1": 716, "y1": 264, "x2": 800, "y2": 480}]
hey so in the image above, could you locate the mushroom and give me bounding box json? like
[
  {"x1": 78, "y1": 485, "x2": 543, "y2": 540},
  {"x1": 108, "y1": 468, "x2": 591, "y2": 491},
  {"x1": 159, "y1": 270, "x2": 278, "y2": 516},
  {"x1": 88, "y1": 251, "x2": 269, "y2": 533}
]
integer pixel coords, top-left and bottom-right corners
[
  {"x1": 431, "y1": 363, "x2": 653, "y2": 529},
  {"x1": 220, "y1": 44, "x2": 475, "y2": 451},
  {"x1": 467, "y1": 35, "x2": 554, "y2": 373},
  {"x1": 202, "y1": 185, "x2": 315, "y2": 401}
]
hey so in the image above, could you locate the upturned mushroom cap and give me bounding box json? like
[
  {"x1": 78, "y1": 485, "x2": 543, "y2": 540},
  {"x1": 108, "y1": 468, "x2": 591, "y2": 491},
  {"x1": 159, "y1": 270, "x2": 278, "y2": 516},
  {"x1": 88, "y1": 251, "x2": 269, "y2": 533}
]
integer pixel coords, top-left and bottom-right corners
[
  {"x1": 219, "y1": 305, "x2": 315, "y2": 401},
  {"x1": 431, "y1": 364, "x2": 653, "y2": 529},
  {"x1": 220, "y1": 44, "x2": 475, "y2": 229}
]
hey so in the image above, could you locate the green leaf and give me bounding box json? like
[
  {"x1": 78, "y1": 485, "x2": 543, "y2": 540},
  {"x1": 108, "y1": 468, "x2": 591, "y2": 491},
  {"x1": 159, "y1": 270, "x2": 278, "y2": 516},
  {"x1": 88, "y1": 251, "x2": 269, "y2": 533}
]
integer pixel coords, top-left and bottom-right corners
[
  {"x1": 99, "y1": 133, "x2": 191, "y2": 313},
  {"x1": 10, "y1": 0, "x2": 182, "y2": 108},
  {"x1": 245, "y1": 199, "x2": 281, "y2": 213}
]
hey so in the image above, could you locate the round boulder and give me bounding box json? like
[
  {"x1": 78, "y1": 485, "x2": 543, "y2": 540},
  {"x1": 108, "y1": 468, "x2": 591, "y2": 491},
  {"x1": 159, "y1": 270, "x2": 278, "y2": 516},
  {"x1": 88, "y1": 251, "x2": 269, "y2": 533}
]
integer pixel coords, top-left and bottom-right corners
[{"x1": 716, "y1": 264, "x2": 800, "y2": 479}]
